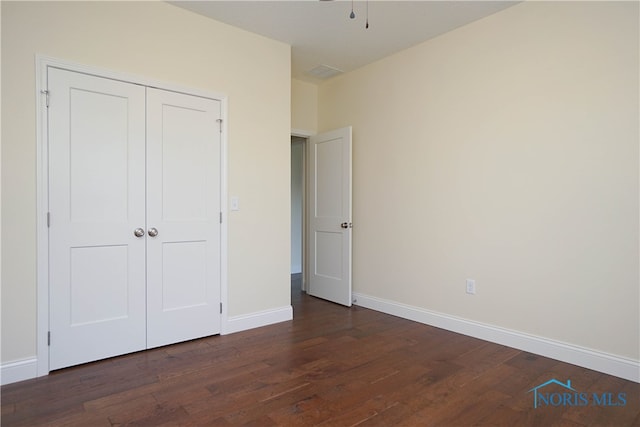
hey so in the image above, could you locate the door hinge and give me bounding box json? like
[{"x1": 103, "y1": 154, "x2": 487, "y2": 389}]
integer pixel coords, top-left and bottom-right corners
[
  {"x1": 48, "y1": 331, "x2": 51, "y2": 346},
  {"x1": 219, "y1": 302, "x2": 223, "y2": 314},
  {"x1": 216, "y1": 118, "x2": 223, "y2": 133},
  {"x1": 219, "y1": 212, "x2": 222, "y2": 224},
  {"x1": 47, "y1": 212, "x2": 51, "y2": 228},
  {"x1": 41, "y1": 90, "x2": 50, "y2": 108}
]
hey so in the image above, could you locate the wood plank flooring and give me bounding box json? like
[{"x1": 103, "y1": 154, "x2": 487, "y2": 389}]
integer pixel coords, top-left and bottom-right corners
[{"x1": 2, "y1": 276, "x2": 639, "y2": 426}]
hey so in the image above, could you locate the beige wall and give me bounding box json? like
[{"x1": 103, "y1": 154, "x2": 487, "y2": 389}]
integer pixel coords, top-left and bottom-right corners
[
  {"x1": 319, "y1": 1, "x2": 639, "y2": 360},
  {"x1": 1, "y1": 1, "x2": 291, "y2": 363},
  {"x1": 292, "y1": 79, "x2": 318, "y2": 134}
]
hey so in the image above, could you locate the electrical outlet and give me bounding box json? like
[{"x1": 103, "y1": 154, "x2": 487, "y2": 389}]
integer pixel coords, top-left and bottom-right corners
[{"x1": 466, "y1": 279, "x2": 476, "y2": 295}]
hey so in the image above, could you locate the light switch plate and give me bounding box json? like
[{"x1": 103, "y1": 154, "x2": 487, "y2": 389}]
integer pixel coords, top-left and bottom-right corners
[
  {"x1": 231, "y1": 196, "x2": 239, "y2": 211},
  {"x1": 466, "y1": 279, "x2": 476, "y2": 295}
]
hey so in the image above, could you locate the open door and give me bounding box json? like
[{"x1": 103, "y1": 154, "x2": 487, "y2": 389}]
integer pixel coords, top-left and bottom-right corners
[{"x1": 307, "y1": 127, "x2": 352, "y2": 306}]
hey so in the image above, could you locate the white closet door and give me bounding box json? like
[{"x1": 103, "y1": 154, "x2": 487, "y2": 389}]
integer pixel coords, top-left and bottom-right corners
[
  {"x1": 48, "y1": 68, "x2": 147, "y2": 370},
  {"x1": 146, "y1": 88, "x2": 222, "y2": 348}
]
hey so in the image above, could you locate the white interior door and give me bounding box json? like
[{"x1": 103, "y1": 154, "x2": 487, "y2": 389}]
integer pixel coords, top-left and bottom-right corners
[
  {"x1": 146, "y1": 88, "x2": 222, "y2": 348},
  {"x1": 307, "y1": 127, "x2": 353, "y2": 306},
  {"x1": 48, "y1": 68, "x2": 147, "y2": 369}
]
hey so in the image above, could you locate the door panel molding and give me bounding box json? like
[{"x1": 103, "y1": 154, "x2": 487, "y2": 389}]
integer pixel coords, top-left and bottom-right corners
[{"x1": 36, "y1": 55, "x2": 228, "y2": 376}]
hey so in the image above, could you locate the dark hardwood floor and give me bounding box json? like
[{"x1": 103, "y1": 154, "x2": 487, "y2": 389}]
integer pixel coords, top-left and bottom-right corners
[{"x1": 2, "y1": 276, "x2": 639, "y2": 426}]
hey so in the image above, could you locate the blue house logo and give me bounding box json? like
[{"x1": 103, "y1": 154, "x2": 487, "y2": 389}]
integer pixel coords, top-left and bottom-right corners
[
  {"x1": 528, "y1": 378, "x2": 576, "y2": 408},
  {"x1": 528, "y1": 378, "x2": 626, "y2": 409}
]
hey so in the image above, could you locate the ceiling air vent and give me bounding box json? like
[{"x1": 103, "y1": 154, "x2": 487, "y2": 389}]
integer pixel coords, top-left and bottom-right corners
[{"x1": 307, "y1": 64, "x2": 343, "y2": 79}]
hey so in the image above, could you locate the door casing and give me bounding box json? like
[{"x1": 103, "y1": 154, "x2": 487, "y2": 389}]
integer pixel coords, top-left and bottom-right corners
[{"x1": 35, "y1": 55, "x2": 229, "y2": 376}]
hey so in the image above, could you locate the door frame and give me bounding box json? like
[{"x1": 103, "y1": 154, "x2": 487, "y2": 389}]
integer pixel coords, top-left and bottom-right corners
[{"x1": 35, "y1": 55, "x2": 229, "y2": 377}]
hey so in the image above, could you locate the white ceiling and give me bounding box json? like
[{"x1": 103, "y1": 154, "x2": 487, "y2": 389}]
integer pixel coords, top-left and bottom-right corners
[{"x1": 171, "y1": 1, "x2": 519, "y2": 83}]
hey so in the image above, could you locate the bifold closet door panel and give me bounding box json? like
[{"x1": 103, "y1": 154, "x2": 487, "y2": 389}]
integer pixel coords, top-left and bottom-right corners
[
  {"x1": 48, "y1": 68, "x2": 147, "y2": 370},
  {"x1": 145, "y1": 88, "x2": 222, "y2": 349}
]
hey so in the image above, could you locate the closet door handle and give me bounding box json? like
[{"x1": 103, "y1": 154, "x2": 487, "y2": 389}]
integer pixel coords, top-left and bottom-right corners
[
  {"x1": 148, "y1": 227, "x2": 159, "y2": 237},
  {"x1": 133, "y1": 228, "x2": 145, "y2": 238}
]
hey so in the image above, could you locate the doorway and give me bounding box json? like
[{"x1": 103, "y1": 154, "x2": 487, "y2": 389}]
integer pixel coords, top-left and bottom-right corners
[
  {"x1": 291, "y1": 136, "x2": 306, "y2": 297},
  {"x1": 290, "y1": 127, "x2": 353, "y2": 307}
]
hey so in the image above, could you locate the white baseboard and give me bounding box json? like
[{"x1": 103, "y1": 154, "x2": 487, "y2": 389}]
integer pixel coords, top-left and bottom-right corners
[
  {"x1": 1, "y1": 358, "x2": 38, "y2": 386},
  {"x1": 0, "y1": 307, "x2": 293, "y2": 385},
  {"x1": 223, "y1": 305, "x2": 293, "y2": 335},
  {"x1": 353, "y1": 292, "x2": 640, "y2": 383},
  {"x1": 4, "y1": 300, "x2": 636, "y2": 385}
]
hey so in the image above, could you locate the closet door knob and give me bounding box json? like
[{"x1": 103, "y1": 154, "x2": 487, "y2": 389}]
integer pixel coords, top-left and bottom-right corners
[
  {"x1": 133, "y1": 228, "x2": 145, "y2": 238},
  {"x1": 148, "y1": 227, "x2": 159, "y2": 237}
]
